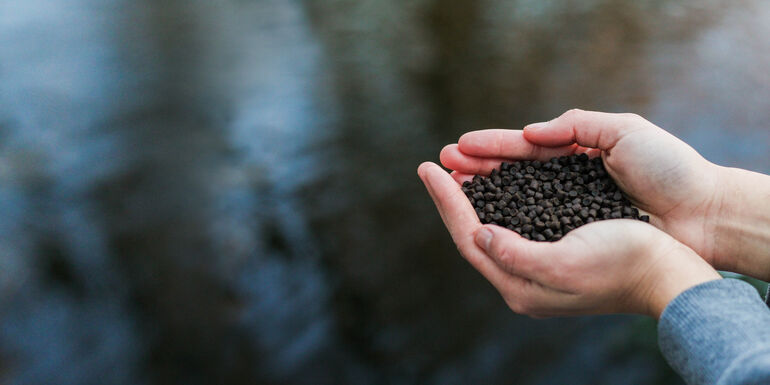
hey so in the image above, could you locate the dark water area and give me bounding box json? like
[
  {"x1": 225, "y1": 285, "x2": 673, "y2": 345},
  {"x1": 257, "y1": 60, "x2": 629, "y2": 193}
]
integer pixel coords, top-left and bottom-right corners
[{"x1": 1, "y1": 0, "x2": 769, "y2": 384}]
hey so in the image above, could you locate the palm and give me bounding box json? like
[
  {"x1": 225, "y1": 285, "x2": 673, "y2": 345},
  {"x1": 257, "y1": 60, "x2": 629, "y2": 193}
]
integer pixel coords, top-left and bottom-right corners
[
  {"x1": 557, "y1": 220, "x2": 671, "y2": 309},
  {"x1": 592, "y1": 127, "x2": 720, "y2": 263}
]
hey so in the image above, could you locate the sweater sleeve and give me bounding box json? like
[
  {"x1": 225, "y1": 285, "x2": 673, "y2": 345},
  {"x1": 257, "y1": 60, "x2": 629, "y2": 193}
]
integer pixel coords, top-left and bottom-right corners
[{"x1": 658, "y1": 278, "x2": 770, "y2": 385}]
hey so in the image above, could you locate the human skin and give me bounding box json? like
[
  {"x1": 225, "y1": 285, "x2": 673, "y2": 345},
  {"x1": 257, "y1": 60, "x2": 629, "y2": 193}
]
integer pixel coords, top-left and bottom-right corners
[
  {"x1": 439, "y1": 109, "x2": 770, "y2": 281},
  {"x1": 710, "y1": 168, "x2": 770, "y2": 281},
  {"x1": 417, "y1": 161, "x2": 721, "y2": 319}
]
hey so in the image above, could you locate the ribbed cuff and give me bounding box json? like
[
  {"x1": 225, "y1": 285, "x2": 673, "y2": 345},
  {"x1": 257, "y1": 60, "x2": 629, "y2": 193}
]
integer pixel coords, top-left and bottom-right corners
[{"x1": 658, "y1": 279, "x2": 770, "y2": 385}]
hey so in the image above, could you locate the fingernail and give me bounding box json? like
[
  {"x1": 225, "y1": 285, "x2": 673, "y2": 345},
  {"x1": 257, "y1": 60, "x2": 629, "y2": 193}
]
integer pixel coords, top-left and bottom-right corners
[
  {"x1": 475, "y1": 227, "x2": 493, "y2": 251},
  {"x1": 525, "y1": 122, "x2": 547, "y2": 131}
]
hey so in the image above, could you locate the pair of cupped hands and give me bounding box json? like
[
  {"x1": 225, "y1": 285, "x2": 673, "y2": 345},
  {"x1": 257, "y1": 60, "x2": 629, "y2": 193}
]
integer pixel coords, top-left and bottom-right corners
[{"x1": 419, "y1": 109, "x2": 768, "y2": 319}]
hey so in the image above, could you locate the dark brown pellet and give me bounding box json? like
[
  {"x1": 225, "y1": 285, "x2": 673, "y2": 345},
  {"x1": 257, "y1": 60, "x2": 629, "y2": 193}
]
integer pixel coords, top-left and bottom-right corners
[{"x1": 464, "y1": 154, "x2": 648, "y2": 242}]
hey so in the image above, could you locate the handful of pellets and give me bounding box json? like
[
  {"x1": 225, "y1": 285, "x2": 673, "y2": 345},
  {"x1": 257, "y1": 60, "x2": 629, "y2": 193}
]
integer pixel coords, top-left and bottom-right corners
[{"x1": 462, "y1": 153, "x2": 649, "y2": 242}]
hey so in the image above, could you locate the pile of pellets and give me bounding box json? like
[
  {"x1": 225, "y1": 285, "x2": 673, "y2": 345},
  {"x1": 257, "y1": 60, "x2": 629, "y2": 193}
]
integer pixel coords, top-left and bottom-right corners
[{"x1": 463, "y1": 153, "x2": 649, "y2": 242}]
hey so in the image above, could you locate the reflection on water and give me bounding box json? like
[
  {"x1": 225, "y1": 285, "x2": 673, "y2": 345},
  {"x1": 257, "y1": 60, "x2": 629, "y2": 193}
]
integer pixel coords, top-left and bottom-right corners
[{"x1": 1, "y1": 0, "x2": 769, "y2": 384}]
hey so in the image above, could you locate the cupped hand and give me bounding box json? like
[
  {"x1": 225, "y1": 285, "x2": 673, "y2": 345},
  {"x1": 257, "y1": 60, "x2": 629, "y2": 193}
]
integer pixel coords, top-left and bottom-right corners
[
  {"x1": 440, "y1": 109, "x2": 727, "y2": 270},
  {"x1": 418, "y1": 162, "x2": 721, "y2": 318}
]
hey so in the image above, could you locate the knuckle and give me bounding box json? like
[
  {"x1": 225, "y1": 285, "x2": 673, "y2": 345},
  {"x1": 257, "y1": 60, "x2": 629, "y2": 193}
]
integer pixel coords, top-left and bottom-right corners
[
  {"x1": 562, "y1": 108, "x2": 584, "y2": 119},
  {"x1": 546, "y1": 261, "x2": 566, "y2": 283},
  {"x1": 506, "y1": 293, "x2": 533, "y2": 315},
  {"x1": 529, "y1": 144, "x2": 544, "y2": 160},
  {"x1": 621, "y1": 112, "x2": 645, "y2": 124},
  {"x1": 496, "y1": 246, "x2": 516, "y2": 268},
  {"x1": 547, "y1": 260, "x2": 577, "y2": 288},
  {"x1": 516, "y1": 300, "x2": 532, "y2": 315},
  {"x1": 510, "y1": 301, "x2": 527, "y2": 314}
]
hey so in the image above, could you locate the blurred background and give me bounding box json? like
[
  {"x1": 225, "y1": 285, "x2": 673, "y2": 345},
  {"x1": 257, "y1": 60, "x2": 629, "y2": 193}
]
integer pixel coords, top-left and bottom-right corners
[{"x1": 1, "y1": 0, "x2": 769, "y2": 384}]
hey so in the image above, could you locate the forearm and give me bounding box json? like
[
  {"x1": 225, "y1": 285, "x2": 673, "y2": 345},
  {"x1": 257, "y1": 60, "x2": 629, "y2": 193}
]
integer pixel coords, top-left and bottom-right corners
[
  {"x1": 658, "y1": 279, "x2": 770, "y2": 385},
  {"x1": 711, "y1": 166, "x2": 770, "y2": 280}
]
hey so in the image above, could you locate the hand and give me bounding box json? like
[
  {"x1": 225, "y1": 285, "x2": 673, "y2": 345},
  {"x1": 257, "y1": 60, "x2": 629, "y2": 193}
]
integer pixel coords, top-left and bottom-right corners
[
  {"x1": 417, "y1": 162, "x2": 721, "y2": 318},
  {"x1": 440, "y1": 109, "x2": 729, "y2": 274}
]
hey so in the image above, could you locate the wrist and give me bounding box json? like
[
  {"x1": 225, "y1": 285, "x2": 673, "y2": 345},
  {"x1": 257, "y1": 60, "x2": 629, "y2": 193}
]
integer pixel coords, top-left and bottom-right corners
[
  {"x1": 641, "y1": 243, "x2": 722, "y2": 319},
  {"x1": 703, "y1": 164, "x2": 732, "y2": 270},
  {"x1": 710, "y1": 166, "x2": 770, "y2": 280}
]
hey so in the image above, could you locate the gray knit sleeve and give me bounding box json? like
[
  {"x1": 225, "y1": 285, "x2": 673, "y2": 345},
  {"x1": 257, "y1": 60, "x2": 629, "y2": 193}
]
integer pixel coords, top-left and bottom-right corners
[
  {"x1": 765, "y1": 284, "x2": 770, "y2": 307},
  {"x1": 658, "y1": 278, "x2": 770, "y2": 385}
]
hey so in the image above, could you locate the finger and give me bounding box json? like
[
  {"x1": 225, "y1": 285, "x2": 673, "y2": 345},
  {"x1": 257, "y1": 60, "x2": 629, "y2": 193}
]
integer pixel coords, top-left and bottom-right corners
[
  {"x1": 441, "y1": 143, "x2": 591, "y2": 175},
  {"x1": 457, "y1": 130, "x2": 580, "y2": 160},
  {"x1": 417, "y1": 162, "x2": 510, "y2": 287},
  {"x1": 495, "y1": 262, "x2": 583, "y2": 317},
  {"x1": 450, "y1": 171, "x2": 474, "y2": 185},
  {"x1": 441, "y1": 144, "x2": 510, "y2": 175},
  {"x1": 474, "y1": 224, "x2": 563, "y2": 283},
  {"x1": 472, "y1": 226, "x2": 595, "y2": 314},
  {"x1": 523, "y1": 109, "x2": 652, "y2": 149}
]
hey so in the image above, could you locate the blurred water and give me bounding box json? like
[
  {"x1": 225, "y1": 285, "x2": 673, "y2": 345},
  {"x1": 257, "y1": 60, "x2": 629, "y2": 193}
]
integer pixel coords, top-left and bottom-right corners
[{"x1": 0, "y1": 0, "x2": 769, "y2": 384}]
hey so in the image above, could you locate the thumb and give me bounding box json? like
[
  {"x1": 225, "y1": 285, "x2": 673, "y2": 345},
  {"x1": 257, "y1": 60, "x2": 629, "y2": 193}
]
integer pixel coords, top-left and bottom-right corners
[
  {"x1": 523, "y1": 109, "x2": 652, "y2": 150},
  {"x1": 474, "y1": 225, "x2": 555, "y2": 282}
]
